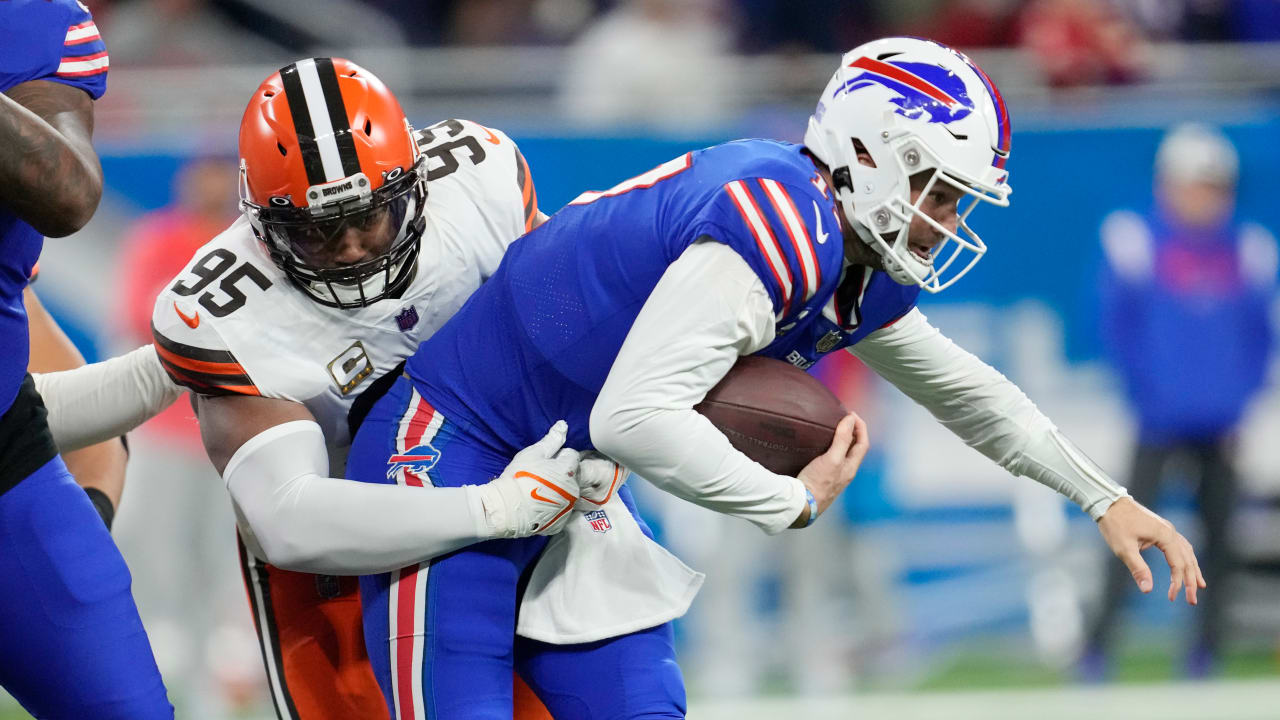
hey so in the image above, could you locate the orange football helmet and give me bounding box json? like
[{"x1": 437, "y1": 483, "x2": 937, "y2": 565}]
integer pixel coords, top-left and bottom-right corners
[{"x1": 238, "y1": 57, "x2": 426, "y2": 308}]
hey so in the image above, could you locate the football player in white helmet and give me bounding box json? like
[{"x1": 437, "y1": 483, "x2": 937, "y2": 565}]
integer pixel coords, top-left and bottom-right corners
[
  {"x1": 805, "y1": 36, "x2": 1011, "y2": 293},
  {"x1": 797, "y1": 38, "x2": 1200, "y2": 601}
]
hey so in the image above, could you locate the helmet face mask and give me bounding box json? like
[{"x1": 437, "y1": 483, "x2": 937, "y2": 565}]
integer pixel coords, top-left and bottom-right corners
[
  {"x1": 238, "y1": 58, "x2": 427, "y2": 309},
  {"x1": 804, "y1": 38, "x2": 1013, "y2": 293}
]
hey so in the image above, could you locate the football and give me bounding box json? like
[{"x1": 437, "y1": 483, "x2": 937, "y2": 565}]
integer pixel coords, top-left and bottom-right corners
[{"x1": 694, "y1": 356, "x2": 849, "y2": 477}]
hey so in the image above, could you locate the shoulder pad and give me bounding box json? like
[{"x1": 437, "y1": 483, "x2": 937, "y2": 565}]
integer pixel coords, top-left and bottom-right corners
[{"x1": 716, "y1": 175, "x2": 840, "y2": 318}]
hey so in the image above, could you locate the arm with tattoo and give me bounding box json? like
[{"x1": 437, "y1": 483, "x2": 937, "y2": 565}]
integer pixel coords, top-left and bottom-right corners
[{"x1": 0, "y1": 80, "x2": 102, "y2": 237}]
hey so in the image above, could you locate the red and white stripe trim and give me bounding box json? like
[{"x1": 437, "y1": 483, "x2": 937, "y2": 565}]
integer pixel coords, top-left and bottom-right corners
[
  {"x1": 758, "y1": 178, "x2": 820, "y2": 303},
  {"x1": 56, "y1": 51, "x2": 108, "y2": 77},
  {"x1": 388, "y1": 389, "x2": 444, "y2": 720},
  {"x1": 725, "y1": 180, "x2": 792, "y2": 314},
  {"x1": 64, "y1": 20, "x2": 100, "y2": 45}
]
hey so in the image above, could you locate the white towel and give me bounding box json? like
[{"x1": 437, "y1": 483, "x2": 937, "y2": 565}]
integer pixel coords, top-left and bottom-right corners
[{"x1": 517, "y1": 491, "x2": 704, "y2": 644}]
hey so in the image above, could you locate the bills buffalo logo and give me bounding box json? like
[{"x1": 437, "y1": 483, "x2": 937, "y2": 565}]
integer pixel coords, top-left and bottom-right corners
[
  {"x1": 584, "y1": 509, "x2": 612, "y2": 533},
  {"x1": 386, "y1": 443, "x2": 441, "y2": 480},
  {"x1": 835, "y1": 57, "x2": 973, "y2": 125}
]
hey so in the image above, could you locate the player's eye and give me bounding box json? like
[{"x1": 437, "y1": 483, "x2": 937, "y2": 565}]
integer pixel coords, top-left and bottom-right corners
[{"x1": 353, "y1": 206, "x2": 389, "y2": 231}]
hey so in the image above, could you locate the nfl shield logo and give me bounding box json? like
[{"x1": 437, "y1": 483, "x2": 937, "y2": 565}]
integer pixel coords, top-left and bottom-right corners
[
  {"x1": 584, "y1": 510, "x2": 612, "y2": 533},
  {"x1": 816, "y1": 330, "x2": 843, "y2": 354},
  {"x1": 396, "y1": 305, "x2": 420, "y2": 332}
]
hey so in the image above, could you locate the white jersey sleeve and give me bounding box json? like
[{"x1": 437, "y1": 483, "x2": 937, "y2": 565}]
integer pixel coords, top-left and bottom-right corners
[
  {"x1": 847, "y1": 308, "x2": 1128, "y2": 520},
  {"x1": 590, "y1": 241, "x2": 808, "y2": 534}
]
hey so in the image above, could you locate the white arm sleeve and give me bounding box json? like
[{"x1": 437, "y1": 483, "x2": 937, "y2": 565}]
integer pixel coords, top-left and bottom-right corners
[
  {"x1": 590, "y1": 241, "x2": 808, "y2": 535},
  {"x1": 223, "y1": 420, "x2": 494, "y2": 574},
  {"x1": 848, "y1": 308, "x2": 1127, "y2": 520},
  {"x1": 32, "y1": 344, "x2": 184, "y2": 452}
]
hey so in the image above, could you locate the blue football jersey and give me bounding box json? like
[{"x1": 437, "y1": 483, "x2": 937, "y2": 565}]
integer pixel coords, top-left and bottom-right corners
[
  {"x1": 0, "y1": 0, "x2": 108, "y2": 414},
  {"x1": 405, "y1": 139, "x2": 919, "y2": 452}
]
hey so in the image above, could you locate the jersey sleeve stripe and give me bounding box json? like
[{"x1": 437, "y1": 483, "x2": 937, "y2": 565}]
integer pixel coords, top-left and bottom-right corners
[
  {"x1": 514, "y1": 147, "x2": 538, "y2": 232},
  {"x1": 152, "y1": 325, "x2": 262, "y2": 398},
  {"x1": 153, "y1": 341, "x2": 249, "y2": 377},
  {"x1": 725, "y1": 180, "x2": 793, "y2": 313},
  {"x1": 160, "y1": 362, "x2": 262, "y2": 397},
  {"x1": 758, "y1": 178, "x2": 820, "y2": 303},
  {"x1": 158, "y1": 356, "x2": 256, "y2": 386},
  {"x1": 56, "y1": 51, "x2": 109, "y2": 77},
  {"x1": 65, "y1": 21, "x2": 101, "y2": 45},
  {"x1": 153, "y1": 327, "x2": 241, "y2": 368}
]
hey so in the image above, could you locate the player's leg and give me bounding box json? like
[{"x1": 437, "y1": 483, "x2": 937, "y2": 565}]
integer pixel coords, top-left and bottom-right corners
[
  {"x1": 515, "y1": 485, "x2": 688, "y2": 719},
  {"x1": 238, "y1": 535, "x2": 390, "y2": 720},
  {"x1": 350, "y1": 377, "x2": 549, "y2": 719},
  {"x1": 0, "y1": 456, "x2": 173, "y2": 718},
  {"x1": 514, "y1": 674, "x2": 555, "y2": 720},
  {"x1": 1083, "y1": 442, "x2": 1170, "y2": 671},
  {"x1": 1189, "y1": 437, "x2": 1238, "y2": 673},
  {"x1": 515, "y1": 622, "x2": 687, "y2": 719}
]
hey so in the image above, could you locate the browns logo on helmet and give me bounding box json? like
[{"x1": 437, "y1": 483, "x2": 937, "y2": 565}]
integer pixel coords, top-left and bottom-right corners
[{"x1": 239, "y1": 57, "x2": 427, "y2": 308}]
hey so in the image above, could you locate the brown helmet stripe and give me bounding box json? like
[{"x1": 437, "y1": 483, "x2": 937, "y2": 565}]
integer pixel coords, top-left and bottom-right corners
[
  {"x1": 312, "y1": 57, "x2": 362, "y2": 179},
  {"x1": 278, "y1": 61, "x2": 327, "y2": 185}
]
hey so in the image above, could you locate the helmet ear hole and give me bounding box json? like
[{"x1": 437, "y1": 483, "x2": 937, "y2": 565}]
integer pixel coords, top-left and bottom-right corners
[
  {"x1": 364, "y1": 118, "x2": 373, "y2": 136},
  {"x1": 850, "y1": 138, "x2": 877, "y2": 168},
  {"x1": 276, "y1": 141, "x2": 287, "y2": 157},
  {"x1": 831, "y1": 166, "x2": 854, "y2": 194}
]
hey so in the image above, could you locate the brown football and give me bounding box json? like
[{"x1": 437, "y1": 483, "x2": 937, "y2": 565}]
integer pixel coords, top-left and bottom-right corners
[{"x1": 694, "y1": 356, "x2": 848, "y2": 477}]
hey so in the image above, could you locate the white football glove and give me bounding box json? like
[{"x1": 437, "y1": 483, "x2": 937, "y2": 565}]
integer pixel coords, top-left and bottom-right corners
[
  {"x1": 476, "y1": 421, "x2": 581, "y2": 538},
  {"x1": 574, "y1": 451, "x2": 627, "y2": 511}
]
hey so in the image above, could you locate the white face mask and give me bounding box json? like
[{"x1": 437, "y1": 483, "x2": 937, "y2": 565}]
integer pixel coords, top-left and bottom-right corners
[{"x1": 848, "y1": 143, "x2": 1008, "y2": 293}]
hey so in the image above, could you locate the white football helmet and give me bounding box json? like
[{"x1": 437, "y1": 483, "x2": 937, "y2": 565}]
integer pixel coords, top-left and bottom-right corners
[{"x1": 804, "y1": 37, "x2": 1012, "y2": 293}]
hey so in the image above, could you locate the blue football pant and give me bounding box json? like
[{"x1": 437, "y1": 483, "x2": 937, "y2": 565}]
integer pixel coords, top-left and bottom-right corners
[
  {"x1": 0, "y1": 457, "x2": 172, "y2": 718},
  {"x1": 348, "y1": 378, "x2": 686, "y2": 719}
]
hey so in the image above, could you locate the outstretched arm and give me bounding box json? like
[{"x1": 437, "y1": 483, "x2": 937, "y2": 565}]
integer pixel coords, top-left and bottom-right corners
[
  {"x1": 0, "y1": 80, "x2": 102, "y2": 236},
  {"x1": 25, "y1": 288, "x2": 125, "y2": 527},
  {"x1": 850, "y1": 308, "x2": 1203, "y2": 603}
]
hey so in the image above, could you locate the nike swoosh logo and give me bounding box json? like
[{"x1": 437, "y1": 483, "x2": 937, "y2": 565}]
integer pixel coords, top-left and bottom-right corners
[
  {"x1": 813, "y1": 202, "x2": 830, "y2": 245},
  {"x1": 530, "y1": 487, "x2": 559, "y2": 504},
  {"x1": 518, "y1": 471, "x2": 574, "y2": 505},
  {"x1": 174, "y1": 301, "x2": 200, "y2": 329},
  {"x1": 480, "y1": 125, "x2": 501, "y2": 145}
]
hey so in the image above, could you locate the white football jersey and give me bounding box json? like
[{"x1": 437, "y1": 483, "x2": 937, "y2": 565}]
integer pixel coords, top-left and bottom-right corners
[{"x1": 151, "y1": 119, "x2": 537, "y2": 465}]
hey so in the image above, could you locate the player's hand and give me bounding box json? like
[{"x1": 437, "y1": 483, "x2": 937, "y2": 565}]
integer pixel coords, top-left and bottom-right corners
[
  {"x1": 574, "y1": 451, "x2": 626, "y2": 511},
  {"x1": 1097, "y1": 496, "x2": 1205, "y2": 605},
  {"x1": 476, "y1": 421, "x2": 581, "y2": 538},
  {"x1": 793, "y1": 412, "x2": 869, "y2": 528}
]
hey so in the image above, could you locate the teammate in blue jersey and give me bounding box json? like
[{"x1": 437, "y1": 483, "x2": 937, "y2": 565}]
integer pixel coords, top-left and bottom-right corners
[
  {"x1": 0, "y1": 2, "x2": 173, "y2": 717},
  {"x1": 343, "y1": 37, "x2": 1207, "y2": 718}
]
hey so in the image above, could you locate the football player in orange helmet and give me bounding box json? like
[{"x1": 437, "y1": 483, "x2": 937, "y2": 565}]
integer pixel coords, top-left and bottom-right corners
[
  {"x1": 222, "y1": 58, "x2": 559, "y2": 720},
  {"x1": 238, "y1": 57, "x2": 428, "y2": 310},
  {"x1": 151, "y1": 58, "x2": 568, "y2": 720}
]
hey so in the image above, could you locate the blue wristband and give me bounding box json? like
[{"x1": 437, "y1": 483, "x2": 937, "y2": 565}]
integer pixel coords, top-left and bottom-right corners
[{"x1": 803, "y1": 487, "x2": 819, "y2": 528}]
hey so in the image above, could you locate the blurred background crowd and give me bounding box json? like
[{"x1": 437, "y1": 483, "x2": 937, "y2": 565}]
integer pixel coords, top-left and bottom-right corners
[{"x1": 8, "y1": 0, "x2": 1280, "y2": 718}]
